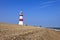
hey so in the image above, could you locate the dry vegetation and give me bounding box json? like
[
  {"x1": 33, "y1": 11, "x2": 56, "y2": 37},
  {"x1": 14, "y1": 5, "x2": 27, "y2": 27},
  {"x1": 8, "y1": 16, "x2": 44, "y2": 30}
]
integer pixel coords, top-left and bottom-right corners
[{"x1": 0, "y1": 23, "x2": 60, "y2": 40}]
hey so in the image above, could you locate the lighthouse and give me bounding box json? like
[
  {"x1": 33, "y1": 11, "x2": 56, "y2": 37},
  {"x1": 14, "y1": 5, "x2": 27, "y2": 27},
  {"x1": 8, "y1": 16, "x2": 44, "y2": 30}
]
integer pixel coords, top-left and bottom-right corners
[{"x1": 19, "y1": 11, "x2": 23, "y2": 25}]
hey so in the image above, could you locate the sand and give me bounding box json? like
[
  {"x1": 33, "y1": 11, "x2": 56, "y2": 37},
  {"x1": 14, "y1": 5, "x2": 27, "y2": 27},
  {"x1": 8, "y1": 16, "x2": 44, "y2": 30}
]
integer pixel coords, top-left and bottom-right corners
[{"x1": 0, "y1": 23, "x2": 60, "y2": 40}]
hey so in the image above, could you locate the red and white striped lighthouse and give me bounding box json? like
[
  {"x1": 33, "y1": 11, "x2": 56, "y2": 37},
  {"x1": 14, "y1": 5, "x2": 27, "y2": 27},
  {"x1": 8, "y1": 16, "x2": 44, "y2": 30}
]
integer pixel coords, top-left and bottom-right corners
[{"x1": 19, "y1": 11, "x2": 23, "y2": 25}]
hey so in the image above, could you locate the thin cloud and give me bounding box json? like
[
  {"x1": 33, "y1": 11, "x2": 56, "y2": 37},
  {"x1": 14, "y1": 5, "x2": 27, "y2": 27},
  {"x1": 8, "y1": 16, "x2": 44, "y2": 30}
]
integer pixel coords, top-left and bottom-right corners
[
  {"x1": 40, "y1": 1, "x2": 56, "y2": 8},
  {"x1": 40, "y1": 1, "x2": 56, "y2": 5},
  {"x1": 40, "y1": 5, "x2": 52, "y2": 8}
]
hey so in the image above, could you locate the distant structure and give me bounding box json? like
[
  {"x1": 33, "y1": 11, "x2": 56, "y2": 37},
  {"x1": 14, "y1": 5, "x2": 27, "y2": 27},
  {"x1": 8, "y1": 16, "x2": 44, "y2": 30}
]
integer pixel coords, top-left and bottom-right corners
[
  {"x1": 19, "y1": 11, "x2": 23, "y2": 25},
  {"x1": 39, "y1": 25, "x2": 42, "y2": 27}
]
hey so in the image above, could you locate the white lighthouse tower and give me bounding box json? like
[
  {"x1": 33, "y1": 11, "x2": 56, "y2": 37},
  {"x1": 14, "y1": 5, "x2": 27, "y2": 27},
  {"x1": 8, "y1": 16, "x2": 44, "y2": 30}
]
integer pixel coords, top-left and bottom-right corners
[{"x1": 19, "y1": 11, "x2": 23, "y2": 25}]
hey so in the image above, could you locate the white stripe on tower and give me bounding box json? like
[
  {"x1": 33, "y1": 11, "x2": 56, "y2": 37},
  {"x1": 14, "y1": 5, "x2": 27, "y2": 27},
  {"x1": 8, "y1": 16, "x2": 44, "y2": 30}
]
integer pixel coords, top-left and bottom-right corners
[{"x1": 19, "y1": 11, "x2": 23, "y2": 25}]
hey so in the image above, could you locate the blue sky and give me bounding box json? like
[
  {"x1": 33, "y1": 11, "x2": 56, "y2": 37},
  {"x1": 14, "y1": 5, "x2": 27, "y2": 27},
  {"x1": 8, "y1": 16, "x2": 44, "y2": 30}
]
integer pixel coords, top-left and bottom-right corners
[{"x1": 0, "y1": 0, "x2": 60, "y2": 27}]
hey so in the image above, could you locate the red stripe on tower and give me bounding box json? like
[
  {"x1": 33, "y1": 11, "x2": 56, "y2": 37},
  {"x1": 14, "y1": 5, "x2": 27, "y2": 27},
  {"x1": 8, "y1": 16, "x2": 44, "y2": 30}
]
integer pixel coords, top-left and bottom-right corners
[{"x1": 19, "y1": 11, "x2": 23, "y2": 25}]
